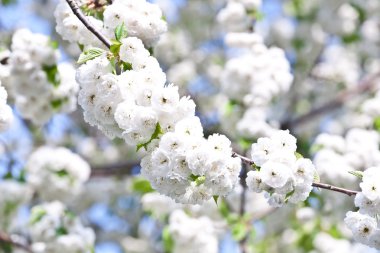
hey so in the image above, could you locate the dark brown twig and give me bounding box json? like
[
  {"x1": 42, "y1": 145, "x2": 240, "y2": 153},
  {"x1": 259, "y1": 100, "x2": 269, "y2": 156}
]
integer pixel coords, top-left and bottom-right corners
[
  {"x1": 65, "y1": 0, "x2": 111, "y2": 48},
  {"x1": 234, "y1": 152, "x2": 359, "y2": 197},
  {"x1": 282, "y1": 71, "x2": 380, "y2": 130}
]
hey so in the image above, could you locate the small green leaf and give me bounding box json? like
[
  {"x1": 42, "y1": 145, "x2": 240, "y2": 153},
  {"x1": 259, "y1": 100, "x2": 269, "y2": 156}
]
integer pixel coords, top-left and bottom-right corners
[
  {"x1": 56, "y1": 169, "x2": 69, "y2": 178},
  {"x1": 121, "y1": 61, "x2": 132, "y2": 71},
  {"x1": 195, "y1": 176, "x2": 206, "y2": 186},
  {"x1": 348, "y1": 170, "x2": 364, "y2": 179},
  {"x1": 148, "y1": 47, "x2": 154, "y2": 55},
  {"x1": 110, "y1": 43, "x2": 121, "y2": 55},
  {"x1": 231, "y1": 222, "x2": 248, "y2": 241},
  {"x1": 162, "y1": 226, "x2": 174, "y2": 253},
  {"x1": 49, "y1": 40, "x2": 59, "y2": 49},
  {"x1": 77, "y1": 47, "x2": 105, "y2": 64},
  {"x1": 246, "y1": 9, "x2": 265, "y2": 20},
  {"x1": 56, "y1": 226, "x2": 68, "y2": 236},
  {"x1": 132, "y1": 178, "x2": 154, "y2": 194},
  {"x1": 373, "y1": 117, "x2": 380, "y2": 132},
  {"x1": 78, "y1": 43, "x2": 84, "y2": 51},
  {"x1": 42, "y1": 64, "x2": 60, "y2": 87},
  {"x1": 30, "y1": 207, "x2": 47, "y2": 225},
  {"x1": 3, "y1": 171, "x2": 12, "y2": 180},
  {"x1": 295, "y1": 152, "x2": 304, "y2": 159},
  {"x1": 18, "y1": 169, "x2": 26, "y2": 183},
  {"x1": 136, "y1": 123, "x2": 163, "y2": 151},
  {"x1": 50, "y1": 98, "x2": 66, "y2": 110},
  {"x1": 114, "y1": 23, "x2": 128, "y2": 42},
  {"x1": 213, "y1": 195, "x2": 219, "y2": 205},
  {"x1": 284, "y1": 189, "x2": 295, "y2": 203}
]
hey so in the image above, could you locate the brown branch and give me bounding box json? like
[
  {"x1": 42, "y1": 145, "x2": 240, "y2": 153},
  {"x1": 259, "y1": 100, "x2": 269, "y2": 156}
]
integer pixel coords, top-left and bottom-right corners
[
  {"x1": 90, "y1": 160, "x2": 139, "y2": 177},
  {"x1": 65, "y1": 0, "x2": 111, "y2": 48},
  {"x1": 311, "y1": 182, "x2": 358, "y2": 197},
  {"x1": 0, "y1": 232, "x2": 33, "y2": 253},
  {"x1": 234, "y1": 152, "x2": 359, "y2": 197},
  {"x1": 281, "y1": 71, "x2": 380, "y2": 130}
]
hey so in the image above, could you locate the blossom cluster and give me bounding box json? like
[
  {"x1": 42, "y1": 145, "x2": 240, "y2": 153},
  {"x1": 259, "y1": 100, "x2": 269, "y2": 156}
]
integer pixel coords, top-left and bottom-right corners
[
  {"x1": 168, "y1": 209, "x2": 218, "y2": 253},
  {"x1": 313, "y1": 129, "x2": 380, "y2": 188},
  {"x1": 344, "y1": 167, "x2": 380, "y2": 249},
  {"x1": 0, "y1": 80, "x2": 13, "y2": 131},
  {"x1": 217, "y1": 0, "x2": 261, "y2": 32},
  {"x1": 71, "y1": 4, "x2": 241, "y2": 203},
  {"x1": 7, "y1": 29, "x2": 78, "y2": 124},
  {"x1": 221, "y1": 32, "x2": 293, "y2": 107},
  {"x1": 26, "y1": 146, "x2": 91, "y2": 202},
  {"x1": 246, "y1": 130, "x2": 317, "y2": 207},
  {"x1": 29, "y1": 201, "x2": 95, "y2": 253},
  {"x1": 55, "y1": 0, "x2": 167, "y2": 48}
]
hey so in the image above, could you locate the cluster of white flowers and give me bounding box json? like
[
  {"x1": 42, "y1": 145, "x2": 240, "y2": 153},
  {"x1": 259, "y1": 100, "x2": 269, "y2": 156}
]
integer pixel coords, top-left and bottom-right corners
[
  {"x1": 55, "y1": 0, "x2": 103, "y2": 47},
  {"x1": 0, "y1": 180, "x2": 32, "y2": 231},
  {"x1": 103, "y1": 0, "x2": 167, "y2": 47},
  {"x1": 8, "y1": 29, "x2": 78, "y2": 124},
  {"x1": 313, "y1": 129, "x2": 380, "y2": 188},
  {"x1": 29, "y1": 201, "x2": 95, "y2": 253},
  {"x1": 74, "y1": 20, "x2": 240, "y2": 204},
  {"x1": 344, "y1": 167, "x2": 380, "y2": 249},
  {"x1": 26, "y1": 146, "x2": 91, "y2": 201},
  {"x1": 221, "y1": 33, "x2": 293, "y2": 106},
  {"x1": 312, "y1": 45, "x2": 360, "y2": 88},
  {"x1": 142, "y1": 128, "x2": 241, "y2": 204},
  {"x1": 168, "y1": 209, "x2": 218, "y2": 253},
  {"x1": 55, "y1": 0, "x2": 167, "y2": 48},
  {"x1": 216, "y1": 0, "x2": 261, "y2": 32},
  {"x1": 246, "y1": 130, "x2": 317, "y2": 207},
  {"x1": 0, "y1": 80, "x2": 13, "y2": 131}
]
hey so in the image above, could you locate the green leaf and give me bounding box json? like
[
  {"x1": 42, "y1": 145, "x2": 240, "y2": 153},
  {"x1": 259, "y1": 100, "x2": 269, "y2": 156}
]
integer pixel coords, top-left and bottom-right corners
[
  {"x1": 3, "y1": 171, "x2": 12, "y2": 180},
  {"x1": 49, "y1": 40, "x2": 59, "y2": 49},
  {"x1": 342, "y1": 33, "x2": 361, "y2": 44},
  {"x1": 77, "y1": 47, "x2": 105, "y2": 64},
  {"x1": 110, "y1": 43, "x2": 121, "y2": 55},
  {"x1": 18, "y1": 169, "x2": 26, "y2": 183},
  {"x1": 136, "y1": 123, "x2": 163, "y2": 151},
  {"x1": 30, "y1": 207, "x2": 47, "y2": 225},
  {"x1": 238, "y1": 138, "x2": 252, "y2": 151},
  {"x1": 50, "y1": 98, "x2": 68, "y2": 110},
  {"x1": 348, "y1": 170, "x2": 364, "y2": 179},
  {"x1": 284, "y1": 189, "x2": 296, "y2": 203},
  {"x1": 0, "y1": 241, "x2": 13, "y2": 253},
  {"x1": 121, "y1": 61, "x2": 132, "y2": 71},
  {"x1": 231, "y1": 222, "x2": 248, "y2": 241},
  {"x1": 148, "y1": 47, "x2": 154, "y2": 56},
  {"x1": 78, "y1": 43, "x2": 84, "y2": 51},
  {"x1": 42, "y1": 64, "x2": 60, "y2": 87},
  {"x1": 56, "y1": 226, "x2": 68, "y2": 236},
  {"x1": 132, "y1": 178, "x2": 154, "y2": 194},
  {"x1": 56, "y1": 169, "x2": 69, "y2": 178},
  {"x1": 295, "y1": 152, "x2": 304, "y2": 159},
  {"x1": 162, "y1": 226, "x2": 174, "y2": 253},
  {"x1": 195, "y1": 176, "x2": 206, "y2": 186},
  {"x1": 373, "y1": 117, "x2": 380, "y2": 131},
  {"x1": 213, "y1": 195, "x2": 219, "y2": 205},
  {"x1": 114, "y1": 23, "x2": 128, "y2": 42},
  {"x1": 246, "y1": 9, "x2": 265, "y2": 20}
]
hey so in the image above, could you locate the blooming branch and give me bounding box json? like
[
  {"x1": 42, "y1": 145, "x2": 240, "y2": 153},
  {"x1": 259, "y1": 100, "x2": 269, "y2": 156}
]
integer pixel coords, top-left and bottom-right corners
[
  {"x1": 233, "y1": 152, "x2": 359, "y2": 197},
  {"x1": 65, "y1": 0, "x2": 111, "y2": 48}
]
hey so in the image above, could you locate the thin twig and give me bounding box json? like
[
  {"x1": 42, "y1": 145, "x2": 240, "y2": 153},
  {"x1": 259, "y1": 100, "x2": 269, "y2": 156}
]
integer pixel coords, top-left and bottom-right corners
[
  {"x1": 0, "y1": 232, "x2": 33, "y2": 253},
  {"x1": 65, "y1": 0, "x2": 111, "y2": 48},
  {"x1": 311, "y1": 182, "x2": 358, "y2": 196},
  {"x1": 234, "y1": 152, "x2": 359, "y2": 197},
  {"x1": 90, "y1": 160, "x2": 139, "y2": 177},
  {"x1": 282, "y1": 71, "x2": 380, "y2": 130}
]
